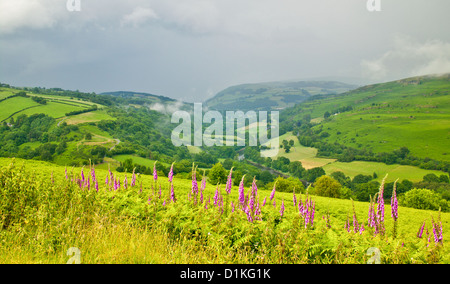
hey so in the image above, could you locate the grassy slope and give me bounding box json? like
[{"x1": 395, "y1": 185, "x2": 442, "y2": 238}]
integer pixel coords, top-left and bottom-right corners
[
  {"x1": 0, "y1": 157, "x2": 449, "y2": 263},
  {"x1": 284, "y1": 74, "x2": 450, "y2": 161}
]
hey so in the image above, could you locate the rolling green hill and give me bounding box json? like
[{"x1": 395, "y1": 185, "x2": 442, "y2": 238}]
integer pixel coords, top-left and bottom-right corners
[
  {"x1": 281, "y1": 74, "x2": 450, "y2": 163},
  {"x1": 205, "y1": 80, "x2": 357, "y2": 112}
]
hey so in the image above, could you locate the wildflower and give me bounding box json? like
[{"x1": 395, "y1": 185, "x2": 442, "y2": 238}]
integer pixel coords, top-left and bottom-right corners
[
  {"x1": 353, "y1": 213, "x2": 359, "y2": 233},
  {"x1": 310, "y1": 201, "x2": 316, "y2": 226},
  {"x1": 280, "y1": 200, "x2": 285, "y2": 219},
  {"x1": 368, "y1": 196, "x2": 376, "y2": 228},
  {"x1": 270, "y1": 181, "x2": 276, "y2": 201},
  {"x1": 114, "y1": 179, "x2": 119, "y2": 191},
  {"x1": 170, "y1": 183, "x2": 176, "y2": 203},
  {"x1": 124, "y1": 175, "x2": 128, "y2": 189},
  {"x1": 431, "y1": 216, "x2": 444, "y2": 244},
  {"x1": 226, "y1": 167, "x2": 233, "y2": 195},
  {"x1": 81, "y1": 167, "x2": 85, "y2": 184},
  {"x1": 293, "y1": 188, "x2": 297, "y2": 207},
  {"x1": 345, "y1": 215, "x2": 351, "y2": 233},
  {"x1": 95, "y1": 180, "x2": 99, "y2": 192},
  {"x1": 359, "y1": 224, "x2": 365, "y2": 235},
  {"x1": 105, "y1": 174, "x2": 109, "y2": 186},
  {"x1": 377, "y1": 176, "x2": 387, "y2": 223},
  {"x1": 168, "y1": 162, "x2": 174, "y2": 183},
  {"x1": 238, "y1": 175, "x2": 246, "y2": 207},
  {"x1": 417, "y1": 221, "x2": 426, "y2": 238},
  {"x1": 245, "y1": 206, "x2": 253, "y2": 223},
  {"x1": 109, "y1": 169, "x2": 114, "y2": 184},
  {"x1": 248, "y1": 177, "x2": 258, "y2": 214},
  {"x1": 391, "y1": 179, "x2": 399, "y2": 221},
  {"x1": 91, "y1": 167, "x2": 96, "y2": 183},
  {"x1": 324, "y1": 211, "x2": 331, "y2": 229},
  {"x1": 192, "y1": 167, "x2": 198, "y2": 196},
  {"x1": 262, "y1": 196, "x2": 267, "y2": 207},
  {"x1": 131, "y1": 168, "x2": 136, "y2": 187},
  {"x1": 200, "y1": 171, "x2": 206, "y2": 204},
  {"x1": 158, "y1": 184, "x2": 162, "y2": 199},
  {"x1": 251, "y1": 177, "x2": 258, "y2": 197},
  {"x1": 65, "y1": 167, "x2": 68, "y2": 180},
  {"x1": 298, "y1": 198, "x2": 304, "y2": 216},
  {"x1": 153, "y1": 161, "x2": 158, "y2": 181},
  {"x1": 214, "y1": 185, "x2": 220, "y2": 206},
  {"x1": 254, "y1": 199, "x2": 262, "y2": 220}
]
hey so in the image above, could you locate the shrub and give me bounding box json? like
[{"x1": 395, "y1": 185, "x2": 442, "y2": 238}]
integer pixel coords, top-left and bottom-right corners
[
  {"x1": 266, "y1": 176, "x2": 305, "y2": 193},
  {"x1": 314, "y1": 175, "x2": 342, "y2": 198},
  {"x1": 399, "y1": 188, "x2": 449, "y2": 212}
]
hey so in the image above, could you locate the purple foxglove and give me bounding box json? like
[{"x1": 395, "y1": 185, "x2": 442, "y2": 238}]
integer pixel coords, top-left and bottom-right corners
[
  {"x1": 168, "y1": 163, "x2": 174, "y2": 183},
  {"x1": 131, "y1": 168, "x2": 136, "y2": 187},
  {"x1": 81, "y1": 168, "x2": 85, "y2": 184},
  {"x1": 238, "y1": 175, "x2": 245, "y2": 207},
  {"x1": 417, "y1": 221, "x2": 425, "y2": 238},
  {"x1": 226, "y1": 168, "x2": 233, "y2": 194},
  {"x1": 310, "y1": 201, "x2": 315, "y2": 226},
  {"x1": 214, "y1": 185, "x2": 220, "y2": 206},
  {"x1": 251, "y1": 177, "x2": 258, "y2": 198},
  {"x1": 192, "y1": 169, "x2": 198, "y2": 196},
  {"x1": 270, "y1": 181, "x2": 276, "y2": 201},
  {"x1": 280, "y1": 200, "x2": 285, "y2": 218},
  {"x1": 391, "y1": 179, "x2": 399, "y2": 221},
  {"x1": 153, "y1": 161, "x2": 158, "y2": 181},
  {"x1": 170, "y1": 183, "x2": 176, "y2": 203},
  {"x1": 293, "y1": 189, "x2": 297, "y2": 207}
]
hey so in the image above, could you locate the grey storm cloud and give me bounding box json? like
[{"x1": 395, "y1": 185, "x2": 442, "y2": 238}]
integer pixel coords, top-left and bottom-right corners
[{"x1": 0, "y1": 0, "x2": 449, "y2": 102}]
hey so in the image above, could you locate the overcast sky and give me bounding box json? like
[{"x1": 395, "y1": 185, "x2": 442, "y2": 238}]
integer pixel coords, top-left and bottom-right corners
[{"x1": 0, "y1": 0, "x2": 449, "y2": 102}]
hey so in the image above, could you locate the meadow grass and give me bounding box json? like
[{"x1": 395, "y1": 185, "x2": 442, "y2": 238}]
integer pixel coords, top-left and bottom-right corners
[{"x1": 0, "y1": 157, "x2": 449, "y2": 264}]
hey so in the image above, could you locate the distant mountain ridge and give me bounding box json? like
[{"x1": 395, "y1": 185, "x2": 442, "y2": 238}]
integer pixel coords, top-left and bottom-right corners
[
  {"x1": 101, "y1": 91, "x2": 177, "y2": 102},
  {"x1": 205, "y1": 80, "x2": 358, "y2": 112}
]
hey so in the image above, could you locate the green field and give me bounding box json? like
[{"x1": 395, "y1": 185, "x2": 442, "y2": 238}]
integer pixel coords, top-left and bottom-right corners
[
  {"x1": 64, "y1": 110, "x2": 115, "y2": 125},
  {"x1": 0, "y1": 91, "x2": 96, "y2": 122},
  {"x1": 0, "y1": 96, "x2": 40, "y2": 122},
  {"x1": 15, "y1": 101, "x2": 87, "y2": 119},
  {"x1": 323, "y1": 161, "x2": 448, "y2": 183},
  {"x1": 271, "y1": 132, "x2": 449, "y2": 182}
]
